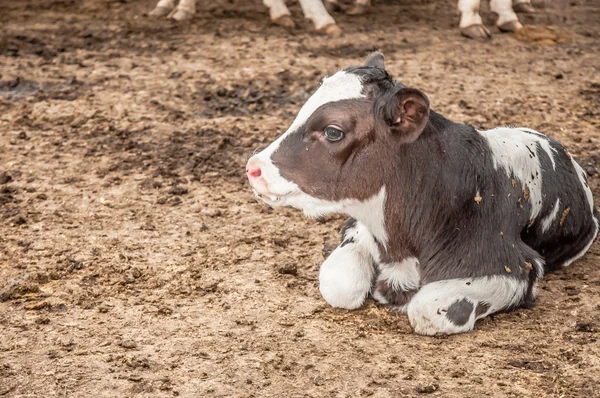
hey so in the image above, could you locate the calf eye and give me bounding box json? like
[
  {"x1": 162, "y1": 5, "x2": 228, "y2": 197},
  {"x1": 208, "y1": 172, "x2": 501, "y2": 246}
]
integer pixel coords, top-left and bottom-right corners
[{"x1": 324, "y1": 126, "x2": 345, "y2": 142}]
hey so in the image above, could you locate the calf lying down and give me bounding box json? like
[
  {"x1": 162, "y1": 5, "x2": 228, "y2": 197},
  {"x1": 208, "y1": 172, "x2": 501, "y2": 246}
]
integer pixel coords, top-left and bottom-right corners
[{"x1": 246, "y1": 52, "x2": 598, "y2": 335}]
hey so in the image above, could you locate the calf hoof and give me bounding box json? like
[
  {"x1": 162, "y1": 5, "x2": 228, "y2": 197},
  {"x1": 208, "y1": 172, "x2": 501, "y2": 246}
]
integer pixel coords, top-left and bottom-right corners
[
  {"x1": 324, "y1": 0, "x2": 342, "y2": 13},
  {"x1": 513, "y1": 2, "x2": 536, "y2": 13},
  {"x1": 498, "y1": 20, "x2": 523, "y2": 32},
  {"x1": 273, "y1": 15, "x2": 296, "y2": 29},
  {"x1": 149, "y1": 6, "x2": 171, "y2": 17},
  {"x1": 321, "y1": 24, "x2": 342, "y2": 37},
  {"x1": 347, "y1": 4, "x2": 368, "y2": 15},
  {"x1": 460, "y1": 24, "x2": 492, "y2": 40},
  {"x1": 169, "y1": 9, "x2": 194, "y2": 21}
]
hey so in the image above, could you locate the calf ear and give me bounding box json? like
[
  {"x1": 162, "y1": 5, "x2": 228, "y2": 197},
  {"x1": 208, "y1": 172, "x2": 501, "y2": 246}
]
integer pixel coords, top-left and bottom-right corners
[
  {"x1": 391, "y1": 88, "x2": 430, "y2": 142},
  {"x1": 364, "y1": 52, "x2": 385, "y2": 70}
]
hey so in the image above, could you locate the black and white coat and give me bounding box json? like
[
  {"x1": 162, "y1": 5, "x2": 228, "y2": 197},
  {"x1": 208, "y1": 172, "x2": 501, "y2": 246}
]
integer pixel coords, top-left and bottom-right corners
[{"x1": 247, "y1": 53, "x2": 598, "y2": 335}]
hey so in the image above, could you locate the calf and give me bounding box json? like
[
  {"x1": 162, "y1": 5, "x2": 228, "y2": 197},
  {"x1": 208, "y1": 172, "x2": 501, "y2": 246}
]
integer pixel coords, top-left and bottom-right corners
[
  {"x1": 149, "y1": 0, "x2": 341, "y2": 35},
  {"x1": 246, "y1": 52, "x2": 598, "y2": 335}
]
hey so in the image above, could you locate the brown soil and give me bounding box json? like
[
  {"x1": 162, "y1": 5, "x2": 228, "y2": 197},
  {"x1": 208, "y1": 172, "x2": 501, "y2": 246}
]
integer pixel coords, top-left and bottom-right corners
[{"x1": 1, "y1": 0, "x2": 600, "y2": 397}]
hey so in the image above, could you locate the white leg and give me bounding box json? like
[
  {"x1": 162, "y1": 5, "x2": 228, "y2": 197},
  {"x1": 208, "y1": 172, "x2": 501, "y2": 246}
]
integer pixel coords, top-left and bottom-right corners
[
  {"x1": 297, "y1": 0, "x2": 340, "y2": 34},
  {"x1": 407, "y1": 276, "x2": 528, "y2": 336},
  {"x1": 457, "y1": 0, "x2": 491, "y2": 39},
  {"x1": 169, "y1": 0, "x2": 195, "y2": 21},
  {"x1": 319, "y1": 221, "x2": 377, "y2": 310},
  {"x1": 458, "y1": 0, "x2": 483, "y2": 28},
  {"x1": 513, "y1": 0, "x2": 535, "y2": 13},
  {"x1": 263, "y1": 0, "x2": 292, "y2": 21},
  {"x1": 491, "y1": 0, "x2": 522, "y2": 31},
  {"x1": 149, "y1": 0, "x2": 176, "y2": 17}
]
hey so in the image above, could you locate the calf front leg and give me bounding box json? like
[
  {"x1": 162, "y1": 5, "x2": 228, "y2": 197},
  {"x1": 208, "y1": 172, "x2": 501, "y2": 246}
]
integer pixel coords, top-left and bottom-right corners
[
  {"x1": 372, "y1": 258, "x2": 421, "y2": 312},
  {"x1": 457, "y1": 0, "x2": 491, "y2": 39},
  {"x1": 491, "y1": 0, "x2": 522, "y2": 32},
  {"x1": 319, "y1": 219, "x2": 377, "y2": 310},
  {"x1": 407, "y1": 275, "x2": 531, "y2": 335}
]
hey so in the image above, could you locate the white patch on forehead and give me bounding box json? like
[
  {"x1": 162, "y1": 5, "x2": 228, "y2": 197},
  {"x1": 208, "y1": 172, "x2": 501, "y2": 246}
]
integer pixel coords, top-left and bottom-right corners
[
  {"x1": 259, "y1": 71, "x2": 365, "y2": 162},
  {"x1": 479, "y1": 127, "x2": 557, "y2": 221},
  {"x1": 288, "y1": 71, "x2": 366, "y2": 132}
]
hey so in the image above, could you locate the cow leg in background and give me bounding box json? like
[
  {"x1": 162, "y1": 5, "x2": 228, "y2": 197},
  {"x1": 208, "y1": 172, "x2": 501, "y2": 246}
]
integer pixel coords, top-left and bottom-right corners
[
  {"x1": 319, "y1": 220, "x2": 377, "y2": 310},
  {"x1": 347, "y1": 0, "x2": 371, "y2": 15},
  {"x1": 149, "y1": 0, "x2": 176, "y2": 17},
  {"x1": 457, "y1": 0, "x2": 491, "y2": 39},
  {"x1": 298, "y1": 0, "x2": 342, "y2": 36},
  {"x1": 264, "y1": 0, "x2": 296, "y2": 28},
  {"x1": 372, "y1": 258, "x2": 421, "y2": 312},
  {"x1": 491, "y1": 0, "x2": 522, "y2": 32},
  {"x1": 407, "y1": 275, "x2": 529, "y2": 335},
  {"x1": 513, "y1": 0, "x2": 535, "y2": 13},
  {"x1": 168, "y1": 0, "x2": 195, "y2": 21}
]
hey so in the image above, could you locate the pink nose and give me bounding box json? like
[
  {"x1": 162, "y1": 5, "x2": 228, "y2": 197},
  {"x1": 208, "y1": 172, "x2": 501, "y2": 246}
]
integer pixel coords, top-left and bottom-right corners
[{"x1": 247, "y1": 166, "x2": 262, "y2": 178}]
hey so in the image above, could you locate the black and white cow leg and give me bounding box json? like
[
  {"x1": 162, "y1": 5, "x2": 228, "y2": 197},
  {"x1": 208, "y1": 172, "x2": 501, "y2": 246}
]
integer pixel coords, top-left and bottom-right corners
[
  {"x1": 319, "y1": 219, "x2": 378, "y2": 310},
  {"x1": 167, "y1": 0, "x2": 195, "y2": 21},
  {"x1": 149, "y1": 0, "x2": 175, "y2": 17},
  {"x1": 372, "y1": 258, "x2": 420, "y2": 312},
  {"x1": 406, "y1": 275, "x2": 529, "y2": 336},
  {"x1": 458, "y1": 0, "x2": 492, "y2": 39},
  {"x1": 513, "y1": 0, "x2": 535, "y2": 13},
  {"x1": 491, "y1": 0, "x2": 523, "y2": 32}
]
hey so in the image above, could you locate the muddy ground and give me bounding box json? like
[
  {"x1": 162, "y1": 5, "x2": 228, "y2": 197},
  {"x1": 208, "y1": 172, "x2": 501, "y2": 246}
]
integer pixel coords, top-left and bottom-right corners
[{"x1": 1, "y1": 0, "x2": 600, "y2": 396}]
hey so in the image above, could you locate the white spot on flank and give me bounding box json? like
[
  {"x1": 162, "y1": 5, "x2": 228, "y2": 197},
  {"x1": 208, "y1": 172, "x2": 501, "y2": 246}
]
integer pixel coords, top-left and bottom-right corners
[
  {"x1": 480, "y1": 127, "x2": 557, "y2": 221},
  {"x1": 541, "y1": 198, "x2": 561, "y2": 233}
]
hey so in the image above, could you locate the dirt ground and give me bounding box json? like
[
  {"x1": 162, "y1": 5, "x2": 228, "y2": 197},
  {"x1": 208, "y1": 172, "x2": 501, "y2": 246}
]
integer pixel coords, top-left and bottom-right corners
[{"x1": 1, "y1": 0, "x2": 600, "y2": 396}]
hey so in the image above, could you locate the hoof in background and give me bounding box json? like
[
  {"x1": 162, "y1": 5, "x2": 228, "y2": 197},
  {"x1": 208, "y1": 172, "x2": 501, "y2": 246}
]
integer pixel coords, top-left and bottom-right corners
[
  {"x1": 499, "y1": 20, "x2": 523, "y2": 32},
  {"x1": 273, "y1": 15, "x2": 296, "y2": 29},
  {"x1": 321, "y1": 23, "x2": 342, "y2": 37},
  {"x1": 461, "y1": 24, "x2": 492, "y2": 39},
  {"x1": 513, "y1": 2, "x2": 536, "y2": 13}
]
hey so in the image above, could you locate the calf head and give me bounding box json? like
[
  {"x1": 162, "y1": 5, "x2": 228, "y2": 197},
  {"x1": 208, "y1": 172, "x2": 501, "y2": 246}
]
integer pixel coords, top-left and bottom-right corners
[{"x1": 246, "y1": 53, "x2": 430, "y2": 228}]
